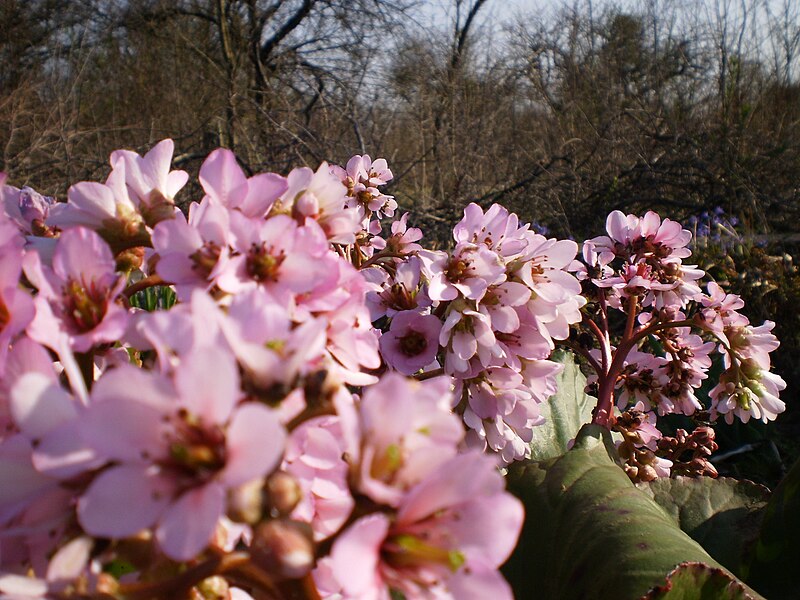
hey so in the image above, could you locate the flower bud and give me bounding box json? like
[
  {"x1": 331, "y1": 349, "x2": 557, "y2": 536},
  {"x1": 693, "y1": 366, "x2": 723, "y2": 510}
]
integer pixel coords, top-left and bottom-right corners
[
  {"x1": 192, "y1": 576, "x2": 229, "y2": 600},
  {"x1": 265, "y1": 471, "x2": 302, "y2": 517},
  {"x1": 116, "y1": 246, "x2": 145, "y2": 273},
  {"x1": 638, "y1": 464, "x2": 658, "y2": 482},
  {"x1": 251, "y1": 520, "x2": 315, "y2": 579},
  {"x1": 228, "y1": 478, "x2": 265, "y2": 524},
  {"x1": 95, "y1": 573, "x2": 121, "y2": 596},
  {"x1": 19, "y1": 187, "x2": 55, "y2": 223}
]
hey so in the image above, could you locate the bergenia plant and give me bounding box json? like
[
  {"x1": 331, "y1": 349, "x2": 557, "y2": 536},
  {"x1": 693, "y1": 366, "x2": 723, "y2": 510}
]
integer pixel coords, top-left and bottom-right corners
[
  {"x1": 0, "y1": 141, "x2": 786, "y2": 600},
  {"x1": 566, "y1": 211, "x2": 785, "y2": 481}
]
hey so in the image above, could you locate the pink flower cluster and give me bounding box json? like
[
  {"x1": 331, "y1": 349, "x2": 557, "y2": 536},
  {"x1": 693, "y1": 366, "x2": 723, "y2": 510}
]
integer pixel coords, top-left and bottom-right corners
[
  {"x1": 366, "y1": 203, "x2": 584, "y2": 462},
  {"x1": 0, "y1": 140, "x2": 785, "y2": 596},
  {"x1": 571, "y1": 211, "x2": 785, "y2": 480},
  {"x1": 0, "y1": 142, "x2": 526, "y2": 599}
]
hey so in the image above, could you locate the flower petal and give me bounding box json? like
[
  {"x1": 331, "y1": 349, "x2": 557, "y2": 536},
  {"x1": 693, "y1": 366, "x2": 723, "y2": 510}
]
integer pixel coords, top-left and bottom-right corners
[
  {"x1": 175, "y1": 346, "x2": 240, "y2": 423},
  {"x1": 156, "y1": 483, "x2": 224, "y2": 561},
  {"x1": 78, "y1": 465, "x2": 172, "y2": 538},
  {"x1": 219, "y1": 403, "x2": 286, "y2": 487}
]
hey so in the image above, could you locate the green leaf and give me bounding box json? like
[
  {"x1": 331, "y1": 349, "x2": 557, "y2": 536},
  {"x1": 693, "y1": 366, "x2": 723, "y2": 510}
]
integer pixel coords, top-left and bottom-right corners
[
  {"x1": 504, "y1": 425, "x2": 764, "y2": 600},
  {"x1": 644, "y1": 562, "x2": 759, "y2": 599},
  {"x1": 528, "y1": 350, "x2": 596, "y2": 461},
  {"x1": 638, "y1": 477, "x2": 769, "y2": 575},
  {"x1": 745, "y1": 453, "x2": 800, "y2": 599}
]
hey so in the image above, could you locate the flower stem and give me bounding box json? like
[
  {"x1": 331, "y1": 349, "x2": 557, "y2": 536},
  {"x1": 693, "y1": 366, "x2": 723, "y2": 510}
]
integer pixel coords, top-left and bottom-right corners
[{"x1": 123, "y1": 275, "x2": 168, "y2": 299}]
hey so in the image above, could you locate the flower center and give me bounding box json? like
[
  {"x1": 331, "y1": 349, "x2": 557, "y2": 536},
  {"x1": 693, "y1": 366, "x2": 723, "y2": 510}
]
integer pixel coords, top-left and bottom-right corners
[
  {"x1": 381, "y1": 284, "x2": 417, "y2": 312},
  {"x1": 246, "y1": 243, "x2": 285, "y2": 283},
  {"x1": 383, "y1": 534, "x2": 465, "y2": 573},
  {"x1": 445, "y1": 257, "x2": 471, "y2": 282},
  {"x1": 190, "y1": 241, "x2": 222, "y2": 278},
  {"x1": 370, "y1": 443, "x2": 402, "y2": 481},
  {"x1": 398, "y1": 330, "x2": 427, "y2": 357},
  {"x1": 163, "y1": 410, "x2": 227, "y2": 484},
  {"x1": 62, "y1": 278, "x2": 110, "y2": 332}
]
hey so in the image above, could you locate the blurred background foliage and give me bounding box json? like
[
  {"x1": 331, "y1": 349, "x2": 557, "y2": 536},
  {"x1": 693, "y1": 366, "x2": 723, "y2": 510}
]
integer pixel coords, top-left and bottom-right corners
[{"x1": 2, "y1": 0, "x2": 799, "y2": 483}]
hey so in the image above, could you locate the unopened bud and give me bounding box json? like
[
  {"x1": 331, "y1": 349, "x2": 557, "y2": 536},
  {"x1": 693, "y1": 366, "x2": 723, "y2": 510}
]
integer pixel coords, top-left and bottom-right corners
[
  {"x1": 18, "y1": 187, "x2": 54, "y2": 222},
  {"x1": 251, "y1": 520, "x2": 315, "y2": 579},
  {"x1": 691, "y1": 426, "x2": 716, "y2": 447},
  {"x1": 638, "y1": 464, "x2": 658, "y2": 482},
  {"x1": 265, "y1": 471, "x2": 302, "y2": 517},
  {"x1": 192, "y1": 576, "x2": 229, "y2": 600},
  {"x1": 95, "y1": 573, "x2": 120, "y2": 595},
  {"x1": 624, "y1": 464, "x2": 639, "y2": 480},
  {"x1": 228, "y1": 478, "x2": 265, "y2": 524},
  {"x1": 116, "y1": 246, "x2": 145, "y2": 273}
]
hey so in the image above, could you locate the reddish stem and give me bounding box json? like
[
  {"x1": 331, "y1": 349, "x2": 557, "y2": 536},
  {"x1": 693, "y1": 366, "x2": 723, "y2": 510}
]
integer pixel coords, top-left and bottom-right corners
[
  {"x1": 123, "y1": 274, "x2": 168, "y2": 299},
  {"x1": 359, "y1": 250, "x2": 406, "y2": 270},
  {"x1": 591, "y1": 317, "x2": 697, "y2": 427}
]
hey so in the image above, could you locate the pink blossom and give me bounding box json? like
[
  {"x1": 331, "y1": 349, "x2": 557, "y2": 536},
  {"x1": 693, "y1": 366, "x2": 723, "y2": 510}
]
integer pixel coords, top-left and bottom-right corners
[
  {"x1": 24, "y1": 227, "x2": 127, "y2": 353},
  {"x1": 639, "y1": 211, "x2": 693, "y2": 259},
  {"x1": 217, "y1": 213, "x2": 338, "y2": 302},
  {"x1": 492, "y1": 306, "x2": 552, "y2": 369},
  {"x1": 123, "y1": 290, "x2": 227, "y2": 374},
  {"x1": 199, "y1": 148, "x2": 287, "y2": 218},
  {"x1": 297, "y1": 259, "x2": 381, "y2": 385},
  {"x1": 8, "y1": 357, "x2": 100, "y2": 480},
  {"x1": 0, "y1": 348, "x2": 100, "y2": 570},
  {"x1": 329, "y1": 451, "x2": 523, "y2": 600},
  {"x1": 354, "y1": 374, "x2": 463, "y2": 507},
  {"x1": 215, "y1": 288, "x2": 328, "y2": 392},
  {"x1": 363, "y1": 256, "x2": 431, "y2": 321},
  {"x1": 616, "y1": 350, "x2": 668, "y2": 411},
  {"x1": 709, "y1": 320, "x2": 785, "y2": 424},
  {"x1": 77, "y1": 348, "x2": 286, "y2": 560},
  {"x1": 480, "y1": 281, "x2": 531, "y2": 334},
  {"x1": 519, "y1": 358, "x2": 564, "y2": 404},
  {"x1": 570, "y1": 240, "x2": 613, "y2": 283},
  {"x1": 657, "y1": 330, "x2": 713, "y2": 416},
  {"x1": 458, "y1": 366, "x2": 546, "y2": 462},
  {"x1": 379, "y1": 311, "x2": 441, "y2": 375},
  {"x1": 439, "y1": 301, "x2": 498, "y2": 374},
  {"x1": 422, "y1": 243, "x2": 505, "y2": 302},
  {"x1": 334, "y1": 155, "x2": 397, "y2": 221},
  {"x1": 454, "y1": 203, "x2": 529, "y2": 259},
  {"x1": 152, "y1": 196, "x2": 232, "y2": 299},
  {"x1": 725, "y1": 321, "x2": 780, "y2": 370},
  {"x1": 698, "y1": 281, "x2": 747, "y2": 338},
  {"x1": 1, "y1": 184, "x2": 58, "y2": 237},
  {"x1": 378, "y1": 213, "x2": 423, "y2": 256},
  {"x1": 109, "y1": 138, "x2": 188, "y2": 226},
  {"x1": 646, "y1": 261, "x2": 704, "y2": 309},
  {"x1": 0, "y1": 536, "x2": 93, "y2": 598},
  {"x1": 511, "y1": 234, "x2": 584, "y2": 342},
  {"x1": 283, "y1": 416, "x2": 353, "y2": 541},
  {"x1": 593, "y1": 210, "x2": 692, "y2": 263},
  {"x1": 280, "y1": 164, "x2": 361, "y2": 244},
  {"x1": 48, "y1": 159, "x2": 150, "y2": 250},
  {"x1": 593, "y1": 262, "x2": 672, "y2": 300},
  {"x1": 710, "y1": 362, "x2": 786, "y2": 425}
]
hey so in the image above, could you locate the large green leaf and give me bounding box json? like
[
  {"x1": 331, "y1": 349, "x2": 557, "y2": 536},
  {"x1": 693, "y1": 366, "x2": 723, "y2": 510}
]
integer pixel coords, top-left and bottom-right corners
[
  {"x1": 744, "y1": 453, "x2": 800, "y2": 599},
  {"x1": 644, "y1": 563, "x2": 760, "y2": 599},
  {"x1": 638, "y1": 477, "x2": 769, "y2": 574},
  {"x1": 528, "y1": 350, "x2": 596, "y2": 461},
  {"x1": 504, "y1": 425, "x2": 764, "y2": 600}
]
